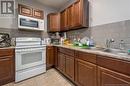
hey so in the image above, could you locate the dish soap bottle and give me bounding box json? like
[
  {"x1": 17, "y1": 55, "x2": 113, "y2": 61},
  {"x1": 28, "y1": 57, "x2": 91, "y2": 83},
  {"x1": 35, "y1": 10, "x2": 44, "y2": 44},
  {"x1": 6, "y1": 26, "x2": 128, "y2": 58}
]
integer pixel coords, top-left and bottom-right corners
[{"x1": 88, "y1": 37, "x2": 95, "y2": 47}]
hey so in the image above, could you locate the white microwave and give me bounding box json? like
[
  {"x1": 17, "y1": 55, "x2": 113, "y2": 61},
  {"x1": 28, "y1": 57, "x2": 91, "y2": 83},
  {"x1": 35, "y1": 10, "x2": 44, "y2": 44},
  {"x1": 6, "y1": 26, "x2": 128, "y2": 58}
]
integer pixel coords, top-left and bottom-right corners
[{"x1": 18, "y1": 15, "x2": 44, "y2": 31}]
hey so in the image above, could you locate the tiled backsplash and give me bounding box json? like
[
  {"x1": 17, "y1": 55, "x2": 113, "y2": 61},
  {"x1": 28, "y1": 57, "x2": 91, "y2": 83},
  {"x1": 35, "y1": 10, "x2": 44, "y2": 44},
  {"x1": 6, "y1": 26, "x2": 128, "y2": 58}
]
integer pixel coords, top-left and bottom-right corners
[
  {"x1": 67, "y1": 20, "x2": 130, "y2": 50},
  {"x1": 0, "y1": 28, "x2": 45, "y2": 39}
]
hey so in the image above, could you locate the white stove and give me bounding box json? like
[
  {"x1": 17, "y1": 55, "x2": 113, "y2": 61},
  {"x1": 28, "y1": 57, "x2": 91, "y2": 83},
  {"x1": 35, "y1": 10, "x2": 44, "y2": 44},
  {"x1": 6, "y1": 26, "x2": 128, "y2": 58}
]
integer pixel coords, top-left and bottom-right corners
[{"x1": 15, "y1": 37, "x2": 46, "y2": 82}]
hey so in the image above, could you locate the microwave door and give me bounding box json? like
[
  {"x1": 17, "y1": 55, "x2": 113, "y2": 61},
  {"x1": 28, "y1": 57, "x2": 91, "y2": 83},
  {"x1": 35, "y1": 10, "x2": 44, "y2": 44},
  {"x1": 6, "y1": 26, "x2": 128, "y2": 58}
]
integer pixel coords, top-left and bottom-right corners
[{"x1": 20, "y1": 18, "x2": 39, "y2": 29}]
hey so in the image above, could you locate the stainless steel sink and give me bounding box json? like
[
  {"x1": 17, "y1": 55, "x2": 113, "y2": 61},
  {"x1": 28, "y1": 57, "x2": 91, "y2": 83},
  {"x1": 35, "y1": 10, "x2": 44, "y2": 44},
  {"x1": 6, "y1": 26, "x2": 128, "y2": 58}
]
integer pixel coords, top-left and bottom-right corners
[
  {"x1": 88, "y1": 47, "x2": 105, "y2": 51},
  {"x1": 87, "y1": 47, "x2": 129, "y2": 56},
  {"x1": 102, "y1": 48, "x2": 128, "y2": 56}
]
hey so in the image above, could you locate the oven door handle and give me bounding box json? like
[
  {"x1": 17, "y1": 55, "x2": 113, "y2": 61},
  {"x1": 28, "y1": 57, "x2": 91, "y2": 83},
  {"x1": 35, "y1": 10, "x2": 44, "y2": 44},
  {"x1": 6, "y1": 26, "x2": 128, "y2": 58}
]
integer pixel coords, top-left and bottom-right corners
[{"x1": 16, "y1": 48, "x2": 46, "y2": 53}]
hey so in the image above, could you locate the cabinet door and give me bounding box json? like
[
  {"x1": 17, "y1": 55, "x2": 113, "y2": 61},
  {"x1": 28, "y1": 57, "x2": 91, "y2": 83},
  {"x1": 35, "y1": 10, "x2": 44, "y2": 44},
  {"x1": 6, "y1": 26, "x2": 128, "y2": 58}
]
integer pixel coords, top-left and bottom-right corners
[
  {"x1": 33, "y1": 9, "x2": 44, "y2": 19},
  {"x1": 98, "y1": 66, "x2": 130, "y2": 86},
  {"x1": 0, "y1": 56, "x2": 14, "y2": 85},
  {"x1": 73, "y1": 0, "x2": 82, "y2": 27},
  {"x1": 75, "y1": 59, "x2": 97, "y2": 86},
  {"x1": 18, "y1": 4, "x2": 33, "y2": 17},
  {"x1": 54, "y1": 47, "x2": 58, "y2": 68},
  {"x1": 58, "y1": 53, "x2": 65, "y2": 72},
  {"x1": 65, "y1": 55, "x2": 74, "y2": 80},
  {"x1": 47, "y1": 13, "x2": 60, "y2": 32},
  {"x1": 67, "y1": 5, "x2": 74, "y2": 29},
  {"x1": 46, "y1": 46, "x2": 54, "y2": 69},
  {"x1": 60, "y1": 10, "x2": 68, "y2": 31}
]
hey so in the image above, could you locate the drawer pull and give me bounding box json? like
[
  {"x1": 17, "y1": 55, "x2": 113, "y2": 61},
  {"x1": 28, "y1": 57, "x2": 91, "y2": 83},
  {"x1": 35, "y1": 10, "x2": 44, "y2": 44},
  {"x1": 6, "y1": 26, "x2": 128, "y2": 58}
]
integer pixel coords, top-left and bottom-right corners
[
  {"x1": 0, "y1": 56, "x2": 11, "y2": 61},
  {"x1": 0, "y1": 58, "x2": 10, "y2": 61}
]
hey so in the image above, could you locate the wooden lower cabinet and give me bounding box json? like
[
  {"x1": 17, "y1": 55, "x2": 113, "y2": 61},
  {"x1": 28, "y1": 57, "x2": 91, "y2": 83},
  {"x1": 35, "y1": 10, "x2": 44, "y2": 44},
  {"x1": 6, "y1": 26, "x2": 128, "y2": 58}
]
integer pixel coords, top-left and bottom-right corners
[
  {"x1": 56, "y1": 47, "x2": 130, "y2": 86},
  {"x1": 98, "y1": 66, "x2": 130, "y2": 86},
  {"x1": 65, "y1": 55, "x2": 74, "y2": 80},
  {"x1": 0, "y1": 49, "x2": 15, "y2": 85},
  {"x1": 58, "y1": 53, "x2": 66, "y2": 72},
  {"x1": 46, "y1": 46, "x2": 54, "y2": 69},
  {"x1": 75, "y1": 58, "x2": 97, "y2": 86}
]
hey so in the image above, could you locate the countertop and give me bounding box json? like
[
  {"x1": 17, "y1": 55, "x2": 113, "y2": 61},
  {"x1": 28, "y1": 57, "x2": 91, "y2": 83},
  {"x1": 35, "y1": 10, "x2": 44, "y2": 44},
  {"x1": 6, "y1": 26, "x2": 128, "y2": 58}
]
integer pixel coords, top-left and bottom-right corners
[
  {"x1": 1, "y1": 45, "x2": 130, "y2": 61},
  {"x1": 54, "y1": 45, "x2": 130, "y2": 62},
  {"x1": 0, "y1": 46, "x2": 15, "y2": 49}
]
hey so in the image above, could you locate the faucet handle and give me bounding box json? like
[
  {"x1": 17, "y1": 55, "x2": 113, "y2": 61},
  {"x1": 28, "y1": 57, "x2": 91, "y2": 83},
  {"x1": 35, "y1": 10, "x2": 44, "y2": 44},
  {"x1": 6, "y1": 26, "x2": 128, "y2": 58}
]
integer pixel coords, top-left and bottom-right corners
[{"x1": 110, "y1": 39, "x2": 115, "y2": 42}]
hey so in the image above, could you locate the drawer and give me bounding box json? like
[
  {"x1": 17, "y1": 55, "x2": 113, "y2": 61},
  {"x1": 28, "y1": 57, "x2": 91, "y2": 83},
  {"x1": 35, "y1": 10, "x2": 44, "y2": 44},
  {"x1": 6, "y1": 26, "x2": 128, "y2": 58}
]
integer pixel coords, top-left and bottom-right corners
[
  {"x1": 58, "y1": 48, "x2": 75, "y2": 56},
  {"x1": 97, "y1": 55, "x2": 130, "y2": 76},
  {"x1": 0, "y1": 49, "x2": 14, "y2": 57},
  {"x1": 77, "y1": 51, "x2": 96, "y2": 64}
]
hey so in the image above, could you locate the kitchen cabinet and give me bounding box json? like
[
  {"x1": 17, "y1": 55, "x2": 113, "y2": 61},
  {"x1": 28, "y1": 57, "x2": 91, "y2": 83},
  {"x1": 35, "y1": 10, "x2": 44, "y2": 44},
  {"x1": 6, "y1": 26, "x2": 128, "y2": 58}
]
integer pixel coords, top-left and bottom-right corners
[
  {"x1": 67, "y1": 5, "x2": 74, "y2": 29},
  {"x1": 60, "y1": 10, "x2": 68, "y2": 31},
  {"x1": 60, "y1": 0, "x2": 89, "y2": 31},
  {"x1": 18, "y1": 4, "x2": 33, "y2": 17},
  {"x1": 98, "y1": 66, "x2": 130, "y2": 86},
  {"x1": 75, "y1": 59, "x2": 97, "y2": 86},
  {"x1": 65, "y1": 55, "x2": 74, "y2": 80},
  {"x1": 54, "y1": 46, "x2": 58, "y2": 68},
  {"x1": 48, "y1": 0, "x2": 89, "y2": 32},
  {"x1": 97, "y1": 55, "x2": 130, "y2": 76},
  {"x1": 0, "y1": 49, "x2": 15, "y2": 85},
  {"x1": 97, "y1": 55, "x2": 130, "y2": 86},
  {"x1": 72, "y1": 0, "x2": 89, "y2": 29},
  {"x1": 58, "y1": 52, "x2": 66, "y2": 73},
  {"x1": 55, "y1": 46, "x2": 130, "y2": 86},
  {"x1": 57, "y1": 48, "x2": 75, "y2": 81},
  {"x1": 33, "y1": 9, "x2": 44, "y2": 19},
  {"x1": 18, "y1": 4, "x2": 44, "y2": 19},
  {"x1": 75, "y1": 51, "x2": 97, "y2": 86},
  {"x1": 46, "y1": 46, "x2": 55, "y2": 69},
  {"x1": 47, "y1": 13, "x2": 60, "y2": 32}
]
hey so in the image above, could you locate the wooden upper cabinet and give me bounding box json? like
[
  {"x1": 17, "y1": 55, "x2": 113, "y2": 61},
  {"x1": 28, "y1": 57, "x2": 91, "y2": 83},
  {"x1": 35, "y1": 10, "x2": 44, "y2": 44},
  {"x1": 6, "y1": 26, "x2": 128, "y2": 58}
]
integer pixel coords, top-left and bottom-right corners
[
  {"x1": 47, "y1": 13, "x2": 60, "y2": 32},
  {"x1": 18, "y1": 4, "x2": 33, "y2": 17},
  {"x1": 67, "y1": 5, "x2": 74, "y2": 29},
  {"x1": 33, "y1": 9, "x2": 44, "y2": 19},
  {"x1": 18, "y1": 4, "x2": 44, "y2": 19},
  {"x1": 59, "y1": 0, "x2": 89, "y2": 31},
  {"x1": 98, "y1": 66, "x2": 130, "y2": 86},
  {"x1": 47, "y1": 0, "x2": 89, "y2": 32},
  {"x1": 73, "y1": 0, "x2": 82, "y2": 27},
  {"x1": 60, "y1": 10, "x2": 68, "y2": 31},
  {"x1": 73, "y1": 0, "x2": 89, "y2": 29}
]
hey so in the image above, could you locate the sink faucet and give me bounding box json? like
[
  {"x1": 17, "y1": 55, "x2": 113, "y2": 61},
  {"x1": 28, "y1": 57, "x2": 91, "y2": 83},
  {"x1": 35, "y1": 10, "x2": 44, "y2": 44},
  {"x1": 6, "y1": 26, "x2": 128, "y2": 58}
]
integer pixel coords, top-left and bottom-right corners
[{"x1": 106, "y1": 39, "x2": 115, "y2": 48}]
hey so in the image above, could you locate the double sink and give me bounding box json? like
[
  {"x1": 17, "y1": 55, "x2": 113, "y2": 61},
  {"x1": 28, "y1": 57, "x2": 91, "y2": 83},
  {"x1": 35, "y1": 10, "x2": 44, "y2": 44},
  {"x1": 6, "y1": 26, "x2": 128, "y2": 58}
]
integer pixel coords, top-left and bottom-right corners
[{"x1": 86, "y1": 47, "x2": 129, "y2": 56}]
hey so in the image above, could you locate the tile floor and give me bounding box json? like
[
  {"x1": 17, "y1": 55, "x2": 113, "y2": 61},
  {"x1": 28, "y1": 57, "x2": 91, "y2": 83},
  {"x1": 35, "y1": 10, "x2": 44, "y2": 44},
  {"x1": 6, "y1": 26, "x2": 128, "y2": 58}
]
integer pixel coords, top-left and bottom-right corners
[{"x1": 3, "y1": 69, "x2": 74, "y2": 86}]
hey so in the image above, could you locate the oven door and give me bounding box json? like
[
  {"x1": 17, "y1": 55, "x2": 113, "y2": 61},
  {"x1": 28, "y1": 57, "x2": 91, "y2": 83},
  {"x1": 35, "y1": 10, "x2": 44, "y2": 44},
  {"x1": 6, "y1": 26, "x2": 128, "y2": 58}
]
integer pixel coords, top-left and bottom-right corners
[{"x1": 15, "y1": 47, "x2": 46, "y2": 71}]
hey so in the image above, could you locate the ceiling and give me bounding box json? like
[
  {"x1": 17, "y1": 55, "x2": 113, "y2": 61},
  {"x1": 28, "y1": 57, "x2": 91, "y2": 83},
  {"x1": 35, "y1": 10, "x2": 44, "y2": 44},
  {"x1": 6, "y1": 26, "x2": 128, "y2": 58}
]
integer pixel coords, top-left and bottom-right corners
[{"x1": 37, "y1": 0, "x2": 71, "y2": 9}]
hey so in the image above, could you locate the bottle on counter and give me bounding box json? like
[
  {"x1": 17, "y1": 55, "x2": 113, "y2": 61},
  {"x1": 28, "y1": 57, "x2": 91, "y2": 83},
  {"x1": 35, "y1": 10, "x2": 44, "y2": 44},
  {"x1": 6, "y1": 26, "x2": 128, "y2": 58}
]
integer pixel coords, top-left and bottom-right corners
[
  {"x1": 87, "y1": 37, "x2": 95, "y2": 47},
  {"x1": 119, "y1": 40, "x2": 125, "y2": 50}
]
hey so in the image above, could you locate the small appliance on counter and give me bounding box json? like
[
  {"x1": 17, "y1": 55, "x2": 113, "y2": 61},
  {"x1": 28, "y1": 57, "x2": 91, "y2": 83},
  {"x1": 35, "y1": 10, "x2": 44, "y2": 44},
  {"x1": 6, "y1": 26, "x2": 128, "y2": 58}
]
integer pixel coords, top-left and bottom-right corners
[
  {"x1": 51, "y1": 38, "x2": 60, "y2": 45},
  {"x1": 0, "y1": 33, "x2": 11, "y2": 47}
]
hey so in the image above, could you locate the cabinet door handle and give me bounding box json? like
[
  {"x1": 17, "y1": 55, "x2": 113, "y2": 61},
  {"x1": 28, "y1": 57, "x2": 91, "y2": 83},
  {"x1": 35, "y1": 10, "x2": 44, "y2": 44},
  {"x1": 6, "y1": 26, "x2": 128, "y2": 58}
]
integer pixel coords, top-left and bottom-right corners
[
  {"x1": 0, "y1": 56, "x2": 11, "y2": 61},
  {"x1": 0, "y1": 58, "x2": 10, "y2": 61}
]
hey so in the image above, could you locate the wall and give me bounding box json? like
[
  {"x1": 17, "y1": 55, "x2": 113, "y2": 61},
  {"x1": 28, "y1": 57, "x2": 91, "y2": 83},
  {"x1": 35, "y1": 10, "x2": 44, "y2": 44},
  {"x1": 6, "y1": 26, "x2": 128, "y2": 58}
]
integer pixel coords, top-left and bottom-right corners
[
  {"x1": 89, "y1": 0, "x2": 130, "y2": 26},
  {"x1": 66, "y1": 0, "x2": 130, "y2": 50},
  {"x1": 0, "y1": 0, "x2": 58, "y2": 38}
]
